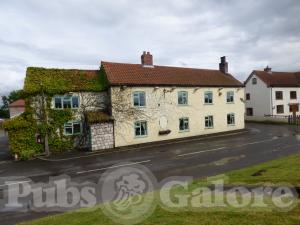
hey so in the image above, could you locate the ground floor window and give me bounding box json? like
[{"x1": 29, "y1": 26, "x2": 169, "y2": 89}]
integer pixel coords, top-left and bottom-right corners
[
  {"x1": 246, "y1": 108, "x2": 253, "y2": 116},
  {"x1": 205, "y1": 116, "x2": 214, "y2": 128},
  {"x1": 179, "y1": 117, "x2": 189, "y2": 132},
  {"x1": 64, "y1": 121, "x2": 82, "y2": 136},
  {"x1": 227, "y1": 113, "x2": 235, "y2": 125},
  {"x1": 276, "y1": 105, "x2": 284, "y2": 114},
  {"x1": 135, "y1": 121, "x2": 148, "y2": 137}
]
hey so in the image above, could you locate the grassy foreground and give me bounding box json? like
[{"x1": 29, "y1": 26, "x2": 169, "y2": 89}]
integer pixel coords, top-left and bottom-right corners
[{"x1": 19, "y1": 153, "x2": 300, "y2": 225}]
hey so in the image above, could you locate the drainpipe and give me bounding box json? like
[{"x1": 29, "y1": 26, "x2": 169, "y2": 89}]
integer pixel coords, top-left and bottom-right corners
[{"x1": 270, "y1": 87, "x2": 273, "y2": 116}]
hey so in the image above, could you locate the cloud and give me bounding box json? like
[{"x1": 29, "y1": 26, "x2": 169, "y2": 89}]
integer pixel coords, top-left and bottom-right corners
[{"x1": 0, "y1": 0, "x2": 300, "y2": 97}]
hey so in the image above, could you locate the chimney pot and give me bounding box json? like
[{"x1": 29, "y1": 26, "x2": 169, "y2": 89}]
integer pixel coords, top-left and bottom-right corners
[
  {"x1": 141, "y1": 51, "x2": 153, "y2": 66},
  {"x1": 264, "y1": 66, "x2": 272, "y2": 73},
  {"x1": 219, "y1": 56, "x2": 228, "y2": 74}
]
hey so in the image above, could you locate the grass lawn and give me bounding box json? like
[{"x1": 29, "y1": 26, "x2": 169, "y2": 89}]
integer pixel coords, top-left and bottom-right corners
[{"x1": 19, "y1": 153, "x2": 300, "y2": 225}]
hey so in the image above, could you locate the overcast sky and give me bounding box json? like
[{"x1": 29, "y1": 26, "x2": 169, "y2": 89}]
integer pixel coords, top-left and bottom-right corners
[{"x1": 0, "y1": 0, "x2": 300, "y2": 98}]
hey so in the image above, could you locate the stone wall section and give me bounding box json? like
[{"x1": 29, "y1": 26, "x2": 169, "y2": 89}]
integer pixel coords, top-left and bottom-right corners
[{"x1": 90, "y1": 122, "x2": 114, "y2": 151}]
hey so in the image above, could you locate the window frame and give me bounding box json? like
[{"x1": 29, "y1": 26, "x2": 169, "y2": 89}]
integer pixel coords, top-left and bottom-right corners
[
  {"x1": 54, "y1": 95, "x2": 80, "y2": 109},
  {"x1": 226, "y1": 91, "x2": 234, "y2": 103},
  {"x1": 252, "y1": 78, "x2": 257, "y2": 85},
  {"x1": 133, "y1": 91, "x2": 146, "y2": 107},
  {"x1": 204, "y1": 91, "x2": 213, "y2": 104},
  {"x1": 227, "y1": 113, "x2": 235, "y2": 126},
  {"x1": 64, "y1": 121, "x2": 82, "y2": 136},
  {"x1": 205, "y1": 115, "x2": 214, "y2": 129},
  {"x1": 275, "y1": 91, "x2": 283, "y2": 100},
  {"x1": 134, "y1": 121, "x2": 148, "y2": 137},
  {"x1": 246, "y1": 108, "x2": 253, "y2": 116},
  {"x1": 290, "y1": 91, "x2": 297, "y2": 100},
  {"x1": 178, "y1": 91, "x2": 188, "y2": 106},
  {"x1": 179, "y1": 117, "x2": 189, "y2": 132},
  {"x1": 246, "y1": 93, "x2": 250, "y2": 101},
  {"x1": 276, "y1": 105, "x2": 284, "y2": 114}
]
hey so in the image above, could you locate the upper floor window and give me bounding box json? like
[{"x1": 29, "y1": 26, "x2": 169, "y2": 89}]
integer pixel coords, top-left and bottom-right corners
[
  {"x1": 275, "y1": 91, "x2": 283, "y2": 100},
  {"x1": 204, "y1": 91, "x2": 213, "y2": 104},
  {"x1": 64, "y1": 121, "x2": 82, "y2": 136},
  {"x1": 276, "y1": 105, "x2": 284, "y2": 114},
  {"x1": 227, "y1": 113, "x2": 235, "y2": 125},
  {"x1": 246, "y1": 93, "x2": 250, "y2": 100},
  {"x1": 205, "y1": 115, "x2": 214, "y2": 128},
  {"x1": 135, "y1": 121, "x2": 148, "y2": 137},
  {"x1": 226, "y1": 91, "x2": 234, "y2": 103},
  {"x1": 133, "y1": 92, "x2": 146, "y2": 107},
  {"x1": 252, "y1": 78, "x2": 257, "y2": 85},
  {"x1": 54, "y1": 95, "x2": 79, "y2": 109},
  {"x1": 290, "y1": 91, "x2": 297, "y2": 100},
  {"x1": 179, "y1": 117, "x2": 189, "y2": 132},
  {"x1": 178, "y1": 91, "x2": 188, "y2": 105}
]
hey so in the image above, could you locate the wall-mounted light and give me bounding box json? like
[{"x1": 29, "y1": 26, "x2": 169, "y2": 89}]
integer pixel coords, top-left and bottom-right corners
[
  {"x1": 120, "y1": 85, "x2": 127, "y2": 91},
  {"x1": 193, "y1": 87, "x2": 200, "y2": 93}
]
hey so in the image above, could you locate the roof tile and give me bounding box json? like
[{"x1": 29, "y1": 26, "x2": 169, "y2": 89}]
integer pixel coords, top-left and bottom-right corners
[{"x1": 102, "y1": 62, "x2": 243, "y2": 87}]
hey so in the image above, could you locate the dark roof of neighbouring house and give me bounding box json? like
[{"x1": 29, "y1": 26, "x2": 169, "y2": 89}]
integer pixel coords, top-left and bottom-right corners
[
  {"x1": 23, "y1": 67, "x2": 108, "y2": 95},
  {"x1": 246, "y1": 70, "x2": 300, "y2": 87},
  {"x1": 9, "y1": 99, "x2": 25, "y2": 108},
  {"x1": 101, "y1": 61, "x2": 243, "y2": 87}
]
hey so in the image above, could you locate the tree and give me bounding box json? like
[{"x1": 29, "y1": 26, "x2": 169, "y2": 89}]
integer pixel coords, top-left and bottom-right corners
[{"x1": 0, "y1": 90, "x2": 24, "y2": 118}]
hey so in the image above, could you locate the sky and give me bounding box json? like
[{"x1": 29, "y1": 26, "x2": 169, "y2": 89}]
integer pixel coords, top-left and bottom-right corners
[{"x1": 0, "y1": 0, "x2": 300, "y2": 98}]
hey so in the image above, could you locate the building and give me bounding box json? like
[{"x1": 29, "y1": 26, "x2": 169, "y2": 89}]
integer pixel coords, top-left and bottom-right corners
[
  {"x1": 244, "y1": 67, "x2": 300, "y2": 121},
  {"x1": 8, "y1": 99, "x2": 25, "y2": 118},
  {"x1": 102, "y1": 52, "x2": 245, "y2": 148},
  {"x1": 22, "y1": 52, "x2": 245, "y2": 152}
]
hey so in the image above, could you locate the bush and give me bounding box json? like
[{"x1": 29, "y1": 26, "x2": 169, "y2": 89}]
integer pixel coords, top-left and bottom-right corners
[{"x1": 3, "y1": 114, "x2": 43, "y2": 160}]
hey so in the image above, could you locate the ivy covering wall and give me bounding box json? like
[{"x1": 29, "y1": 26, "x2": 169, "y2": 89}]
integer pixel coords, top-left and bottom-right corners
[{"x1": 3, "y1": 67, "x2": 109, "y2": 160}]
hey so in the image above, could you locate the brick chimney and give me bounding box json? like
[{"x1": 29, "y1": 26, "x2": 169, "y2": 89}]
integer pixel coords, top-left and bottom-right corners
[
  {"x1": 219, "y1": 56, "x2": 228, "y2": 74},
  {"x1": 141, "y1": 51, "x2": 153, "y2": 67},
  {"x1": 264, "y1": 66, "x2": 272, "y2": 73}
]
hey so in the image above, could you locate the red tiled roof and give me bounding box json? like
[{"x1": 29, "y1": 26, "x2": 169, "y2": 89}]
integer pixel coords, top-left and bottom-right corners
[
  {"x1": 9, "y1": 99, "x2": 25, "y2": 108},
  {"x1": 252, "y1": 70, "x2": 300, "y2": 87},
  {"x1": 102, "y1": 62, "x2": 243, "y2": 87}
]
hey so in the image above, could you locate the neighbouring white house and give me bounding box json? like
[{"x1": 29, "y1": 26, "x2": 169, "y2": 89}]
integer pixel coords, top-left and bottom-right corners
[{"x1": 244, "y1": 66, "x2": 300, "y2": 121}]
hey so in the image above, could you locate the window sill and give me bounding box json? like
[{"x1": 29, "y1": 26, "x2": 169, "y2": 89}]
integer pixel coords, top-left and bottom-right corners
[
  {"x1": 135, "y1": 135, "x2": 148, "y2": 139},
  {"x1": 204, "y1": 103, "x2": 214, "y2": 105},
  {"x1": 134, "y1": 106, "x2": 146, "y2": 108},
  {"x1": 64, "y1": 133, "x2": 81, "y2": 136},
  {"x1": 205, "y1": 127, "x2": 214, "y2": 129},
  {"x1": 227, "y1": 124, "x2": 235, "y2": 127},
  {"x1": 226, "y1": 102, "x2": 235, "y2": 104},
  {"x1": 179, "y1": 130, "x2": 189, "y2": 133},
  {"x1": 178, "y1": 104, "x2": 189, "y2": 106}
]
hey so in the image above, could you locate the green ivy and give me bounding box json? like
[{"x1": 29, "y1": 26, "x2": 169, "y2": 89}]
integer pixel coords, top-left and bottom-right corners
[
  {"x1": 3, "y1": 113, "x2": 43, "y2": 159},
  {"x1": 23, "y1": 67, "x2": 109, "y2": 96},
  {"x1": 4, "y1": 66, "x2": 110, "y2": 160}
]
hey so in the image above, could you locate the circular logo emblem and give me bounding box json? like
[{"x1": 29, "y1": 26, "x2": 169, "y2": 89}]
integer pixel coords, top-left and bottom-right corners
[{"x1": 99, "y1": 163, "x2": 157, "y2": 224}]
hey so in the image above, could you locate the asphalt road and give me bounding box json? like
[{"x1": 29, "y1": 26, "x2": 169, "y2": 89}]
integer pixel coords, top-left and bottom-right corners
[{"x1": 1, "y1": 123, "x2": 300, "y2": 224}]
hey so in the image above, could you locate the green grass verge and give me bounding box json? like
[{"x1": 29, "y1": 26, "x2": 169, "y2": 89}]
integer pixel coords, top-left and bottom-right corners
[{"x1": 19, "y1": 153, "x2": 300, "y2": 225}]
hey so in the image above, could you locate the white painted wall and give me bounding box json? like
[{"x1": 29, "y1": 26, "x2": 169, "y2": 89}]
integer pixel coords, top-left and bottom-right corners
[
  {"x1": 271, "y1": 87, "x2": 300, "y2": 116},
  {"x1": 111, "y1": 86, "x2": 245, "y2": 147},
  {"x1": 245, "y1": 74, "x2": 271, "y2": 118}
]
